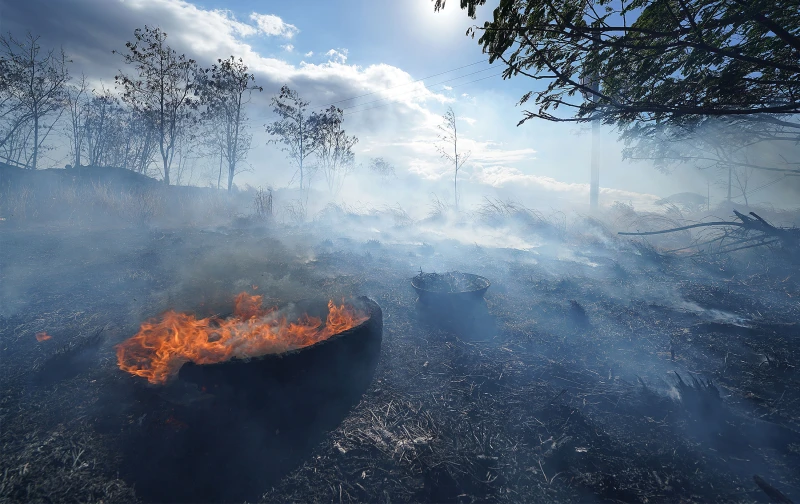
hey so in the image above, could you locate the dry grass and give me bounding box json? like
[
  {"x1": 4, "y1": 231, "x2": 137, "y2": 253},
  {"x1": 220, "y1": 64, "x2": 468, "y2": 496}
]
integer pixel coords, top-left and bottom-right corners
[
  {"x1": 0, "y1": 179, "x2": 251, "y2": 229},
  {"x1": 474, "y1": 198, "x2": 567, "y2": 240},
  {"x1": 253, "y1": 186, "x2": 274, "y2": 221}
]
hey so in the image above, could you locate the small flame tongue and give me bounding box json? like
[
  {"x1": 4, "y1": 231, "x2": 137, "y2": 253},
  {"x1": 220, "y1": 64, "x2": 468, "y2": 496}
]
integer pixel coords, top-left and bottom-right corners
[{"x1": 116, "y1": 293, "x2": 368, "y2": 385}]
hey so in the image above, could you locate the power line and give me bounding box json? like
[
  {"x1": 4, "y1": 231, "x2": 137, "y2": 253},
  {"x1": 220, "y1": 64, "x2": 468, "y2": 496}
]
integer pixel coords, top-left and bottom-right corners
[
  {"x1": 729, "y1": 172, "x2": 790, "y2": 202},
  {"x1": 339, "y1": 66, "x2": 496, "y2": 112},
  {"x1": 744, "y1": 173, "x2": 790, "y2": 197},
  {"x1": 343, "y1": 72, "x2": 505, "y2": 116},
  {"x1": 313, "y1": 59, "x2": 490, "y2": 108}
]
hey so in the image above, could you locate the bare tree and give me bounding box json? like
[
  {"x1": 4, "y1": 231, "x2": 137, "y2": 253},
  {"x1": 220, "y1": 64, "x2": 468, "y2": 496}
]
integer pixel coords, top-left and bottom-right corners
[
  {"x1": 65, "y1": 74, "x2": 89, "y2": 168},
  {"x1": 198, "y1": 109, "x2": 226, "y2": 189},
  {"x1": 114, "y1": 26, "x2": 201, "y2": 185},
  {"x1": 0, "y1": 33, "x2": 70, "y2": 169},
  {"x1": 310, "y1": 105, "x2": 358, "y2": 197},
  {"x1": 436, "y1": 107, "x2": 470, "y2": 210},
  {"x1": 83, "y1": 86, "x2": 120, "y2": 166},
  {"x1": 0, "y1": 42, "x2": 29, "y2": 163},
  {"x1": 0, "y1": 44, "x2": 23, "y2": 137},
  {"x1": 732, "y1": 166, "x2": 755, "y2": 207},
  {"x1": 124, "y1": 107, "x2": 158, "y2": 174},
  {"x1": 624, "y1": 116, "x2": 800, "y2": 204},
  {"x1": 265, "y1": 85, "x2": 318, "y2": 190},
  {"x1": 368, "y1": 157, "x2": 396, "y2": 179},
  {"x1": 201, "y1": 56, "x2": 262, "y2": 192},
  {"x1": 171, "y1": 125, "x2": 203, "y2": 186}
]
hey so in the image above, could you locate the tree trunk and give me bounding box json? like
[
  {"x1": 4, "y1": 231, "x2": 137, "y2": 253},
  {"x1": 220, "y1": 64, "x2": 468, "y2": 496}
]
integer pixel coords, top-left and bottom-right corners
[
  {"x1": 163, "y1": 157, "x2": 170, "y2": 185},
  {"x1": 590, "y1": 118, "x2": 600, "y2": 210},
  {"x1": 217, "y1": 150, "x2": 223, "y2": 190},
  {"x1": 32, "y1": 114, "x2": 39, "y2": 170},
  {"x1": 299, "y1": 115, "x2": 305, "y2": 190},
  {"x1": 227, "y1": 143, "x2": 235, "y2": 192},
  {"x1": 454, "y1": 168, "x2": 458, "y2": 210},
  {"x1": 454, "y1": 128, "x2": 459, "y2": 210},
  {"x1": 74, "y1": 107, "x2": 81, "y2": 167}
]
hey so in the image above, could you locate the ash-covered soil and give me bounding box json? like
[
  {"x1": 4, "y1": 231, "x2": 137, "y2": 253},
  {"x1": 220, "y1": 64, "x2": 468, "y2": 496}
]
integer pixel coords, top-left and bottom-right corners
[{"x1": 1, "y1": 221, "x2": 799, "y2": 503}]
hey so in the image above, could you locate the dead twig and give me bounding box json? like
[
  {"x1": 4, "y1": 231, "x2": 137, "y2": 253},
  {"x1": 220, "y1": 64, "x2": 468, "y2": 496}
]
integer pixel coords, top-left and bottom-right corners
[
  {"x1": 620, "y1": 211, "x2": 799, "y2": 257},
  {"x1": 753, "y1": 475, "x2": 793, "y2": 504},
  {"x1": 618, "y1": 221, "x2": 744, "y2": 236}
]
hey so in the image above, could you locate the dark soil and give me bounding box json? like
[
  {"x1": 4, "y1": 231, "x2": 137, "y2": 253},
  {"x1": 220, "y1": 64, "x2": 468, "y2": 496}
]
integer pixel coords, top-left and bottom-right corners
[{"x1": 2, "y1": 219, "x2": 800, "y2": 504}]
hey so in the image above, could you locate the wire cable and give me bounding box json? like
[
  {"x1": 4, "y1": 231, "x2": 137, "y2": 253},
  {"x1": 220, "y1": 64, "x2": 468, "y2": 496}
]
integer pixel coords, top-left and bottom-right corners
[{"x1": 742, "y1": 173, "x2": 790, "y2": 197}]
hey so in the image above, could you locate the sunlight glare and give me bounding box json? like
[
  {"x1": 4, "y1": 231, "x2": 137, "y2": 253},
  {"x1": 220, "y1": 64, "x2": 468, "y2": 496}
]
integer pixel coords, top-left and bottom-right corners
[{"x1": 411, "y1": 0, "x2": 472, "y2": 36}]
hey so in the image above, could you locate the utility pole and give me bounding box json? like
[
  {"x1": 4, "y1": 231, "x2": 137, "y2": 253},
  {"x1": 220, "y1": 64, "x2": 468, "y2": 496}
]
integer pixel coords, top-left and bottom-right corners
[
  {"x1": 590, "y1": 106, "x2": 600, "y2": 210},
  {"x1": 727, "y1": 166, "x2": 732, "y2": 203},
  {"x1": 589, "y1": 29, "x2": 600, "y2": 211}
]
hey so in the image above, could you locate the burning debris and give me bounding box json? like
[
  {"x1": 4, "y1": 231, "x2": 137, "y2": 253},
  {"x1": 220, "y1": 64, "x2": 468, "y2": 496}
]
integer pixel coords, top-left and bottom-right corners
[{"x1": 116, "y1": 292, "x2": 369, "y2": 384}]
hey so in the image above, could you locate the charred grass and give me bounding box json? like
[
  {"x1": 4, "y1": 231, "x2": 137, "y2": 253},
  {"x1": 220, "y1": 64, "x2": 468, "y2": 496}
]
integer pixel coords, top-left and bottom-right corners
[{"x1": 1, "y1": 218, "x2": 800, "y2": 503}]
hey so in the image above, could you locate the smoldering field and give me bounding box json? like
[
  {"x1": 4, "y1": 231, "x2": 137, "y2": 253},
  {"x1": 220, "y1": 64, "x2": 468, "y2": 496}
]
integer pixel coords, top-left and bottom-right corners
[{"x1": 2, "y1": 170, "x2": 800, "y2": 504}]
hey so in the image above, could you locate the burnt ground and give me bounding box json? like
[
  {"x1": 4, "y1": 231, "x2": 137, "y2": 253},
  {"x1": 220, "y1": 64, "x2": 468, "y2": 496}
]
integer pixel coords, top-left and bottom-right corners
[{"x1": 1, "y1": 220, "x2": 800, "y2": 504}]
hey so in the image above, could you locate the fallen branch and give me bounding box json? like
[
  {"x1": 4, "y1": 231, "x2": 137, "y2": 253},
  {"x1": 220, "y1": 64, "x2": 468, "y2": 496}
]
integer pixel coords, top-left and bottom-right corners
[
  {"x1": 619, "y1": 211, "x2": 799, "y2": 257},
  {"x1": 618, "y1": 221, "x2": 744, "y2": 236},
  {"x1": 753, "y1": 475, "x2": 793, "y2": 504}
]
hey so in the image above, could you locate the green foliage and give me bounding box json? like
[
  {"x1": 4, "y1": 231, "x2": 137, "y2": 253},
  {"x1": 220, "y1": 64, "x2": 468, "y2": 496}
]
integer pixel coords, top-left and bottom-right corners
[{"x1": 433, "y1": 0, "x2": 800, "y2": 127}]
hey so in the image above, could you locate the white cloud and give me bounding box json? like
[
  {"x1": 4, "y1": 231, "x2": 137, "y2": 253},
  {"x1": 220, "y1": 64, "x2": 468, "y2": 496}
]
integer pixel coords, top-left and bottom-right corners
[
  {"x1": 211, "y1": 9, "x2": 258, "y2": 37},
  {"x1": 304, "y1": 50, "x2": 313, "y2": 57},
  {"x1": 408, "y1": 158, "x2": 447, "y2": 181},
  {"x1": 442, "y1": 85, "x2": 453, "y2": 91},
  {"x1": 325, "y1": 48, "x2": 349, "y2": 64},
  {"x1": 7, "y1": 0, "x2": 667, "y2": 205},
  {"x1": 281, "y1": 44, "x2": 294, "y2": 52},
  {"x1": 249, "y1": 12, "x2": 299, "y2": 38},
  {"x1": 470, "y1": 165, "x2": 661, "y2": 208}
]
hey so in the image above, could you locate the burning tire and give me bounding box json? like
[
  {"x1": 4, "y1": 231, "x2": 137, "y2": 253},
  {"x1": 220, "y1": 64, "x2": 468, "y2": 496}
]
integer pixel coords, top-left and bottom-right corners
[
  {"x1": 176, "y1": 296, "x2": 383, "y2": 402},
  {"x1": 112, "y1": 296, "x2": 382, "y2": 504}
]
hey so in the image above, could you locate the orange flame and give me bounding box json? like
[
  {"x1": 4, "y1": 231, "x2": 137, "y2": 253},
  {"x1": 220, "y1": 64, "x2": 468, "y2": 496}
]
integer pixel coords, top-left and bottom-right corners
[
  {"x1": 116, "y1": 293, "x2": 368, "y2": 385},
  {"x1": 35, "y1": 332, "x2": 52, "y2": 342}
]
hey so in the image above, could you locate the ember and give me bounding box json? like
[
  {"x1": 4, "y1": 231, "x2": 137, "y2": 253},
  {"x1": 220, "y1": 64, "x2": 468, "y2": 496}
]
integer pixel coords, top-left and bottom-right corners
[{"x1": 116, "y1": 293, "x2": 369, "y2": 385}]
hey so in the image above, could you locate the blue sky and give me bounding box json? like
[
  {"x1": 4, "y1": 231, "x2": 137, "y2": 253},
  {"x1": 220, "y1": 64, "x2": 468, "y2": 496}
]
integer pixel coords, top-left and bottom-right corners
[
  {"x1": 1, "y1": 0, "x2": 724, "y2": 210},
  {"x1": 195, "y1": 0, "x2": 497, "y2": 77}
]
